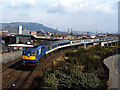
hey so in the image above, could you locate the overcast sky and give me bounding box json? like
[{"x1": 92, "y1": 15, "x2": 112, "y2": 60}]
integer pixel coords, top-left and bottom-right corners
[{"x1": 0, "y1": 0, "x2": 119, "y2": 33}]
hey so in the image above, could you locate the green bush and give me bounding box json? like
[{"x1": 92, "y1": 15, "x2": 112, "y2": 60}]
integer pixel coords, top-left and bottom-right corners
[
  {"x1": 40, "y1": 45, "x2": 112, "y2": 89},
  {"x1": 71, "y1": 69, "x2": 102, "y2": 89},
  {"x1": 42, "y1": 69, "x2": 103, "y2": 89},
  {"x1": 65, "y1": 45, "x2": 112, "y2": 75},
  {"x1": 43, "y1": 73, "x2": 59, "y2": 90}
]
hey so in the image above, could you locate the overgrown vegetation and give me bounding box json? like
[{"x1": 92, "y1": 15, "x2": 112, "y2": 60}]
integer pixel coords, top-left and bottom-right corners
[{"x1": 36, "y1": 45, "x2": 113, "y2": 90}]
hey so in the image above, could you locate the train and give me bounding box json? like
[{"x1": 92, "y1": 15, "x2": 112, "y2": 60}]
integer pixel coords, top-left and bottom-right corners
[
  {"x1": 21, "y1": 40, "x2": 70, "y2": 68},
  {"x1": 21, "y1": 37, "x2": 117, "y2": 68}
]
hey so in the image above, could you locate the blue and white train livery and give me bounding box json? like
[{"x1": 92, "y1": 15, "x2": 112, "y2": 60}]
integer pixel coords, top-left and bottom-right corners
[{"x1": 21, "y1": 38, "x2": 116, "y2": 68}]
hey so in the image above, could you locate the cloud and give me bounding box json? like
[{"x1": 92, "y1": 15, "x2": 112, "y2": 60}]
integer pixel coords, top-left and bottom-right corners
[
  {"x1": 8, "y1": 2, "x2": 18, "y2": 8},
  {"x1": 19, "y1": 14, "x2": 28, "y2": 17},
  {"x1": 47, "y1": 3, "x2": 64, "y2": 13},
  {"x1": 25, "y1": 0, "x2": 36, "y2": 6},
  {"x1": 90, "y1": 1, "x2": 117, "y2": 14},
  {"x1": 1, "y1": 0, "x2": 118, "y2": 33},
  {"x1": 47, "y1": 0, "x2": 118, "y2": 14},
  {"x1": 7, "y1": 3, "x2": 36, "y2": 9},
  {"x1": 3, "y1": 0, "x2": 118, "y2": 14},
  {"x1": 4, "y1": 0, "x2": 37, "y2": 9}
]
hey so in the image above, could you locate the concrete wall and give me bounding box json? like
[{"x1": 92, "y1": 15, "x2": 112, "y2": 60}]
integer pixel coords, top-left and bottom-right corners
[
  {"x1": 93, "y1": 43, "x2": 99, "y2": 46},
  {"x1": 1, "y1": 51, "x2": 22, "y2": 63},
  {"x1": 101, "y1": 41, "x2": 118, "y2": 47},
  {"x1": 101, "y1": 42, "x2": 105, "y2": 46}
]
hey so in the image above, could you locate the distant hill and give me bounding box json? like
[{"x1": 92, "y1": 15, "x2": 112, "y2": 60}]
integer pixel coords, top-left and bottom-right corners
[{"x1": 0, "y1": 22, "x2": 65, "y2": 34}]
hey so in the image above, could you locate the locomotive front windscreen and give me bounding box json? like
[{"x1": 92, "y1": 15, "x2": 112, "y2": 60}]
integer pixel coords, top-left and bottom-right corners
[
  {"x1": 32, "y1": 52, "x2": 36, "y2": 56},
  {"x1": 28, "y1": 51, "x2": 31, "y2": 56},
  {"x1": 23, "y1": 51, "x2": 26, "y2": 55}
]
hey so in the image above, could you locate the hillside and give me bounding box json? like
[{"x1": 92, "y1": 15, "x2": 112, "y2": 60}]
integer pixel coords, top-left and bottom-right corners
[{"x1": 0, "y1": 22, "x2": 65, "y2": 34}]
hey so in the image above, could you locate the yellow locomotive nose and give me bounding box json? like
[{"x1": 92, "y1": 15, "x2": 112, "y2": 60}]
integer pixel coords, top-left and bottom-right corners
[{"x1": 22, "y1": 55, "x2": 36, "y2": 60}]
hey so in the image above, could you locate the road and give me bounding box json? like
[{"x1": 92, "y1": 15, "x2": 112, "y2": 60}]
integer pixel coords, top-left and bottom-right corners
[
  {"x1": 104, "y1": 55, "x2": 120, "y2": 90},
  {"x1": 113, "y1": 55, "x2": 119, "y2": 75}
]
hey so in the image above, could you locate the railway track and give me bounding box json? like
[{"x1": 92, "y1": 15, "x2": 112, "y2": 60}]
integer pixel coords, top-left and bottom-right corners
[
  {"x1": 5, "y1": 71, "x2": 31, "y2": 89},
  {"x1": 2, "y1": 64, "x2": 21, "y2": 80},
  {"x1": 1, "y1": 58, "x2": 21, "y2": 72},
  {"x1": 17, "y1": 61, "x2": 43, "y2": 90},
  {"x1": 3, "y1": 58, "x2": 42, "y2": 89},
  {"x1": 3, "y1": 54, "x2": 56, "y2": 89},
  {"x1": 18, "y1": 71, "x2": 32, "y2": 90},
  {"x1": 1, "y1": 59, "x2": 22, "y2": 82},
  {"x1": 2, "y1": 64, "x2": 21, "y2": 88},
  {"x1": 2, "y1": 48, "x2": 73, "y2": 89},
  {"x1": 1, "y1": 58, "x2": 22, "y2": 85},
  {"x1": 1, "y1": 58, "x2": 22, "y2": 89}
]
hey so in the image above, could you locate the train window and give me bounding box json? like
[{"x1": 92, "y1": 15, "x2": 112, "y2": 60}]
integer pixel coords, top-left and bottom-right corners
[
  {"x1": 52, "y1": 46, "x2": 54, "y2": 48},
  {"x1": 55, "y1": 45, "x2": 57, "y2": 47},
  {"x1": 23, "y1": 51, "x2": 26, "y2": 55},
  {"x1": 42, "y1": 47, "x2": 46, "y2": 49},
  {"x1": 32, "y1": 52, "x2": 36, "y2": 55},
  {"x1": 28, "y1": 51, "x2": 31, "y2": 55},
  {"x1": 47, "y1": 47, "x2": 49, "y2": 50}
]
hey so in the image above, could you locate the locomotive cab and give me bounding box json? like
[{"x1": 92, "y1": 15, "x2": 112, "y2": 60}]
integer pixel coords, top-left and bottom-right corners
[
  {"x1": 21, "y1": 45, "x2": 47, "y2": 69},
  {"x1": 21, "y1": 50, "x2": 37, "y2": 68}
]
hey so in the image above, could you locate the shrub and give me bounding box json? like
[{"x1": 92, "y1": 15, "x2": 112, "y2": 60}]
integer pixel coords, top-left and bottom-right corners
[
  {"x1": 43, "y1": 73, "x2": 59, "y2": 90},
  {"x1": 71, "y1": 69, "x2": 101, "y2": 89},
  {"x1": 40, "y1": 46, "x2": 112, "y2": 89}
]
